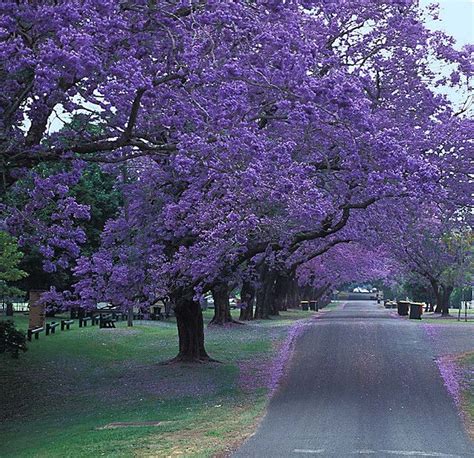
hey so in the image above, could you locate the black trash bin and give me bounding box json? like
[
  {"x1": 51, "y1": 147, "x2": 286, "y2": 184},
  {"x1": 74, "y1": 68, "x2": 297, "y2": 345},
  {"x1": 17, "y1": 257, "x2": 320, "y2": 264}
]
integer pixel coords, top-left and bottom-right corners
[
  {"x1": 309, "y1": 300, "x2": 316, "y2": 311},
  {"x1": 397, "y1": 301, "x2": 409, "y2": 316},
  {"x1": 409, "y1": 302, "x2": 423, "y2": 320},
  {"x1": 301, "y1": 301, "x2": 309, "y2": 311}
]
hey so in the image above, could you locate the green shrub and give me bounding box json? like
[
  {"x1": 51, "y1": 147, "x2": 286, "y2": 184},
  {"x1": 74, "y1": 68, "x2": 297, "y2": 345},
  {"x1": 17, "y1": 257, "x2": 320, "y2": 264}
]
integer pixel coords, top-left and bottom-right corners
[{"x1": 0, "y1": 320, "x2": 27, "y2": 359}]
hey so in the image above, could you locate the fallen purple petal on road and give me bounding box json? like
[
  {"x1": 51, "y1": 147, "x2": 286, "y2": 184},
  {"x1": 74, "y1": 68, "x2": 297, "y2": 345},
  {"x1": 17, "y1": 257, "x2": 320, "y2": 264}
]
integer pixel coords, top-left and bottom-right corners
[{"x1": 435, "y1": 355, "x2": 463, "y2": 408}]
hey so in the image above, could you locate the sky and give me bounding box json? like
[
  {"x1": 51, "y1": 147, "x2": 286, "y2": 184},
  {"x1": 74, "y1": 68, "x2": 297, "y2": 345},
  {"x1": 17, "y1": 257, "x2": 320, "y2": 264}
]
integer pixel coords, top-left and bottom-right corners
[
  {"x1": 420, "y1": 0, "x2": 473, "y2": 48},
  {"x1": 419, "y1": 0, "x2": 473, "y2": 107}
]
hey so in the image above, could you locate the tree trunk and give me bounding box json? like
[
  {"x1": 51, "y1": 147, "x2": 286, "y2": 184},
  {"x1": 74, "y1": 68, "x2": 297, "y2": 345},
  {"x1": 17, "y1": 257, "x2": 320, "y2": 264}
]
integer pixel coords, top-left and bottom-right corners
[
  {"x1": 441, "y1": 285, "x2": 453, "y2": 316},
  {"x1": 254, "y1": 265, "x2": 276, "y2": 319},
  {"x1": 172, "y1": 288, "x2": 212, "y2": 362},
  {"x1": 430, "y1": 279, "x2": 443, "y2": 314},
  {"x1": 239, "y1": 280, "x2": 255, "y2": 321},
  {"x1": 127, "y1": 308, "x2": 133, "y2": 327},
  {"x1": 254, "y1": 286, "x2": 267, "y2": 319},
  {"x1": 274, "y1": 275, "x2": 290, "y2": 312},
  {"x1": 267, "y1": 270, "x2": 279, "y2": 316},
  {"x1": 288, "y1": 278, "x2": 300, "y2": 308},
  {"x1": 210, "y1": 282, "x2": 233, "y2": 325}
]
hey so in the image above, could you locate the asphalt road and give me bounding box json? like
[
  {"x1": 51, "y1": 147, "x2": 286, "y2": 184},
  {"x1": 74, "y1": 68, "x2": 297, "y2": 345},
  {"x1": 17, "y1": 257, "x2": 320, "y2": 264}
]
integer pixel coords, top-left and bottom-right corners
[{"x1": 234, "y1": 301, "x2": 474, "y2": 457}]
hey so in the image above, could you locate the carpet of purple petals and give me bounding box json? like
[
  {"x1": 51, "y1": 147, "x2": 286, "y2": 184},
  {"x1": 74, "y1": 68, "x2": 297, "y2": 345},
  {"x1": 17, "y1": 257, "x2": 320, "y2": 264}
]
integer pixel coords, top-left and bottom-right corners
[
  {"x1": 238, "y1": 319, "x2": 313, "y2": 395},
  {"x1": 0, "y1": 310, "x2": 318, "y2": 457},
  {"x1": 422, "y1": 322, "x2": 474, "y2": 438}
]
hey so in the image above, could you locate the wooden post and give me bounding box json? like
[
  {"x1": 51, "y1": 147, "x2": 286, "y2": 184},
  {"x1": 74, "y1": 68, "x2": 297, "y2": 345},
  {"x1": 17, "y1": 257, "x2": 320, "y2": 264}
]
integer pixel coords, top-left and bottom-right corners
[
  {"x1": 28, "y1": 290, "x2": 46, "y2": 330},
  {"x1": 5, "y1": 302, "x2": 14, "y2": 316}
]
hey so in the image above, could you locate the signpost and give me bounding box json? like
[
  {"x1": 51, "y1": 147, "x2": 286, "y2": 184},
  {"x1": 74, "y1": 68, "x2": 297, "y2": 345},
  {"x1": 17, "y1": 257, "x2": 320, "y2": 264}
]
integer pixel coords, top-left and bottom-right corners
[{"x1": 28, "y1": 290, "x2": 45, "y2": 330}]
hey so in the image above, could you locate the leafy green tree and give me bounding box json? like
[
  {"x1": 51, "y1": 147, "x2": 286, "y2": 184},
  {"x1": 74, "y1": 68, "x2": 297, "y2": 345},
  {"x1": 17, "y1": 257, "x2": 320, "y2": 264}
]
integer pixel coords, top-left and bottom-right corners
[
  {"x1": 0, "y1": 231, "x2": 28, "y2": 303},
  {"x1": 0, "y1": 321, "x2": 27, "y2": 359},
  {"x1": 5, "y1": 164, "x2": 121, "y2": 291}
]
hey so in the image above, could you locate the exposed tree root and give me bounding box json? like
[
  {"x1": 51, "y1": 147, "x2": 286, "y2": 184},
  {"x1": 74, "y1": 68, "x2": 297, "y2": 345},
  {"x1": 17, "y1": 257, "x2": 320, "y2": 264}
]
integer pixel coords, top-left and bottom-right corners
[
  {"x1": 159, "y1": 354, "x2": 222, "y2": 365},
  {"x1": 208, "y1": 318, "x2": 246, "y2": 327}
]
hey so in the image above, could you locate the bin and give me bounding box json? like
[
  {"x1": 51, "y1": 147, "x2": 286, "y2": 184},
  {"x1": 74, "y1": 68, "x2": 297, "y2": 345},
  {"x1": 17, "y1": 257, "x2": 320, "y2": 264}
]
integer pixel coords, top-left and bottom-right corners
[
  {"x1": 409, "y1": 302, "x2": 423, "y2": 320},
  {"x1": 397, "y1": 301, "x2": 410, "y2": 316},
  {"x1": 301, "y1": 301, "x2": 309, "y2": 311}
]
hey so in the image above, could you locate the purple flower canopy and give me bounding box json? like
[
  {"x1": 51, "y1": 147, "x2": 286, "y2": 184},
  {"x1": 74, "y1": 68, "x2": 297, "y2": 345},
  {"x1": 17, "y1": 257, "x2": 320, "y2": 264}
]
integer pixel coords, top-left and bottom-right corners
[{"x1": 1, "y1": 0, "x2": 471, "y2": 310}]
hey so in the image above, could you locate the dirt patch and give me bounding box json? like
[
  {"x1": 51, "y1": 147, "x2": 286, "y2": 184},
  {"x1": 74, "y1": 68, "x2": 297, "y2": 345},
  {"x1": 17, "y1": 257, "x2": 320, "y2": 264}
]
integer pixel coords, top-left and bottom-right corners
[{"x1": 97, "y1": 420, "x2": 173, "y2": 429}]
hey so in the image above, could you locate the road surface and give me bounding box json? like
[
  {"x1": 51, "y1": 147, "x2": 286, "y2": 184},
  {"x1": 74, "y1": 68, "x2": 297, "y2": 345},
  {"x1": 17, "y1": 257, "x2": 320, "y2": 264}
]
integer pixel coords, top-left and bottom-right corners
[{"x1": 235, "y1": 301, "x2": 474, "y2": 457}]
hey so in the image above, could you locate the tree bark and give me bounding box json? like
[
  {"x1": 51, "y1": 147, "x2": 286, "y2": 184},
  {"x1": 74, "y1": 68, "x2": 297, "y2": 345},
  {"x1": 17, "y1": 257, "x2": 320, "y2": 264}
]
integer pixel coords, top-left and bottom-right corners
[
  {"x1": 239, "y1": 280, "x2": 255, "y2": 320},
  {"x1": 274, "y1": 275, "x2": 290, "y2": 312},
  {"x1": 288, "y1": 277, "x2": 300, "y2": 308},
  {"x1": 267, "y1": 270, "x2": 279, "y2": 316},
  {"x1": 254, "y1": 286, "x2": 267, "y2": 319},
  {"x1": 254, "y1": 265, "x2": 276, "y2": 319},
  {"x1": 127, "y1": 308, "x2": 133, "y2": 327},
  {"x1": 430, "y1": 279, "x2": 443, "y2": 314},
  {"x1": 171, "y1": 288, "x2": 212, "y2": 362},
  {"x1": 441, "y1": 285, "x2": 453, "y2": 316},
  {"x1": 209, "y1": 282, "x2": 233, "y2": 325}
]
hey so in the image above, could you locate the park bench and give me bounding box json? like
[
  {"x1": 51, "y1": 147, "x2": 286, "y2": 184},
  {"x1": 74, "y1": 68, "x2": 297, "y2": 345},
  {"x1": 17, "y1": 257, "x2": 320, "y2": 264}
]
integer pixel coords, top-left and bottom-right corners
[
  {"x1": 384, "y1": 300, "x2": 396, "y2": 309},
  {"x1": 99, "y1": 314, "x2": 116, "y2": 328},
  {"x1": 27, "y1": 327, "x2": 44, "y2": 341},
  {"x1": 61, "y1": 319, "x2": 74, "y2": 331},
  {"x1": 112, "y1": 312, "x2": 126, "y2": 321},
  {"x1": 45, "y1": 322, "x2": 59, "y2": 335},
  {"x1": 79, "y1": 316, "x2": 92, "y2": 327}
]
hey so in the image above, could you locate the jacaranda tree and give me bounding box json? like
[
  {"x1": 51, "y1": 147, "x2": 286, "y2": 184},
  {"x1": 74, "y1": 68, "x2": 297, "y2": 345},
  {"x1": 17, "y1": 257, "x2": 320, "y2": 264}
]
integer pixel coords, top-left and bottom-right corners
[{"x1": 1, "y1": 1, "x2": 471, "y2": 361}]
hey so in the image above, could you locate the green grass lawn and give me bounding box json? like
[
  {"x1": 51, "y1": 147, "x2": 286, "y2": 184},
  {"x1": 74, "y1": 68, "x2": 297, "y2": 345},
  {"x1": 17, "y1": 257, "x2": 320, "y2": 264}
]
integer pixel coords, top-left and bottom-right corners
[
  {"x1": 0, "y1": 308, "x2": 319, "y2": 457},
  {"x1": 420, "y1": 307, "x2": 474, "y2": 325}
]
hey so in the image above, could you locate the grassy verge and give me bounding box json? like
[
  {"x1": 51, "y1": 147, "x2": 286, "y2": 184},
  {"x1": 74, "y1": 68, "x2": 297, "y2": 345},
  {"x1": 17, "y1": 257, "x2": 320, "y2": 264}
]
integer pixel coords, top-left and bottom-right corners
[
  {"x1": 391, "y1": 307, "x2": 474, "y2": 325},
  {"x1": 458, "y1": 352, "x2": 474, "y2": 441},
  {"x1": 420, "y1": 308, "x2": 474, "y2": 325},
  {"x1": 0, "y1": 308, "x2": 317, "y2": 457}
]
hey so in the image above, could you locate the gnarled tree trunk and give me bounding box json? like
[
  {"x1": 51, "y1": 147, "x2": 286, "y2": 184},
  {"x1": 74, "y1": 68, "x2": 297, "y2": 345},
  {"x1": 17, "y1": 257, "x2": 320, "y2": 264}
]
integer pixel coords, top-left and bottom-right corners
[
  {"x1": 287, "y1": 277, "x2": 300, "y2": 308},
  {"x1": 267, "y1": 270, "x2": 279, "y2": 316},
  {"x1": 254, "y1": 265, "x2": 277, "y2": 319},
  {"x1": 239, "y1": 280, "x2": 255, "y2": 320},
  {"x1": 274, "y1": 275, "x2": 290, "y2": 312},
  {"x1": 430, "y1": 279, "x2": 443, "y2": 314},
  {"x1": 210, "y1": 282, "x2": 233, "y2": 325},
  {"x1": 172, "y1": 288, "x2": 212, "y2": 362},
  {"x1": 441, "y1": 285, "x2": 453, "y2": 316}
]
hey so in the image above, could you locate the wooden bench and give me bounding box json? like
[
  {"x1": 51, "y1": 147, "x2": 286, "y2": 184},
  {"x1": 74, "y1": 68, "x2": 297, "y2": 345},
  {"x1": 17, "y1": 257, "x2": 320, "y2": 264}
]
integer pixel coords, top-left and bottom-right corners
[
  {"x1": 61, "y1": 319, "x2": 74, "y2": 331},
  {"x1": 46, "y1": 322, "x2": 59, "y2": 335},
  {"x1": 79, "y1": 316, "x2": 92, "y2": 327},
  {"x1": 27, "y1": 327, "x2": 44, "y2": 341},
  {"x1": 99, "y1": 315, "x2": 116, "y2": 328},
  {"x1": 384, "y1": 300, "x2": 396, "y2": 309}
]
